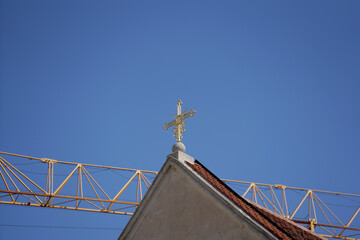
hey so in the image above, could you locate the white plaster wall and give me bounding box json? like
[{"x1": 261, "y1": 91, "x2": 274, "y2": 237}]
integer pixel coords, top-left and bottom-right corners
[{"x1": 122, "y1": 165, "x2": 272, "y2": 240}]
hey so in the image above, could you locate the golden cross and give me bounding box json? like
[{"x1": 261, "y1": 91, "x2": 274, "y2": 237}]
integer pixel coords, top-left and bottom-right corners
[{"x1": 163, "y1": 99, "x2": 196, "y2": 142}]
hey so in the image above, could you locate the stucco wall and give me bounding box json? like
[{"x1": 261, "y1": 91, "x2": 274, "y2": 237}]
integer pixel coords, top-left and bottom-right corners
[{"x1": 120, "y1": 164, "x2": 273, "y2": 240}]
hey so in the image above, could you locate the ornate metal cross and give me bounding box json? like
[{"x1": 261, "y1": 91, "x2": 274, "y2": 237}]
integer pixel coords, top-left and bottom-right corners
[{"x1": 163, "y1": 99, "x2": 196, "y2": 142}]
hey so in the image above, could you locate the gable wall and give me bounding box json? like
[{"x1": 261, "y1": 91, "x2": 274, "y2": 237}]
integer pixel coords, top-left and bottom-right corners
[{"x1": 121, "y1": 164, "x2": 274, "y2": 240}]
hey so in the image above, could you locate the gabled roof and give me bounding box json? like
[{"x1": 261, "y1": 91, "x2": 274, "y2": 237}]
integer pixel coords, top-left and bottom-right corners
[
  {"x1": 119, "y1": 151, "x2": 325, "y2": 240},
  {"x1": 187, "y1": 160, "x2": 325, "y2": 240}
]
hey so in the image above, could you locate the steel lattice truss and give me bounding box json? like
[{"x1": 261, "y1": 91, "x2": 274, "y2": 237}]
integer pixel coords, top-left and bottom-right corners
[
  {"x1": 0, "y1": 152, "x2": 359, "y2": 239},
  {"x1": 224, "y1": 180, "x2": 360, "y2": 240},
  {"x1": 0, "y1": 152, "x2": 157, "y2": 215}
]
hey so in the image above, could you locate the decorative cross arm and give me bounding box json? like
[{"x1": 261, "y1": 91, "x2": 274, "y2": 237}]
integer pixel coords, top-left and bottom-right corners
[{"x1": 163, "y1": 100, "x2": 196, "y2": 142}]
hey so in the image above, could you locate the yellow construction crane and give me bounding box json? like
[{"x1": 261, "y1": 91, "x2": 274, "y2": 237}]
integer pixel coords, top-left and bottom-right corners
[
  {"x1": 0, "y1": 151, "x2": 359, "y2": 240},
  {"x1": 1, "y1": 101, "x2": 359, "y2": 239}
]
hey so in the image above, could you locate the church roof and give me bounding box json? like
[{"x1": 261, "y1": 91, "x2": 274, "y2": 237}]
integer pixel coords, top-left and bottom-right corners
[
  {"x1": 188, "y1": 160, "x2": 325, "y2": 240},
  {"x1": 119, "y1": 150, "x2": 326, "y2": 240}
]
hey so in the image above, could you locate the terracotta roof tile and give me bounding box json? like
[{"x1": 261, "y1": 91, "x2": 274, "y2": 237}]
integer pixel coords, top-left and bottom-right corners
[{"x1": 187, "y1": 160, "x2": 325, "y2": 240}]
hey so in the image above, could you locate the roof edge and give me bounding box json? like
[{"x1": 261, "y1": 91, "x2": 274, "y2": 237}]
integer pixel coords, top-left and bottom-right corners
[
  {"x1": 193, "y1": 160, "x2": 295, "y2": 240},
  {"x1": 190, "y1": 160, "x2": 325, "y2": 240}
]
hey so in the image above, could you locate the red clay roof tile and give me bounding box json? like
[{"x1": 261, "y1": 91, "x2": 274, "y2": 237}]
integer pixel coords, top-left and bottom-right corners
[{"x1": 187, "y1": 160, "x2": 325, "y2": 240}]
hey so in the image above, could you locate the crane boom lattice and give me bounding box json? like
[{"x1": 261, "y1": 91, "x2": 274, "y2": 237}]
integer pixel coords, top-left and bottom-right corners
[{"x1": 0, "y1": 151, "x2": 359, "y2": 239}]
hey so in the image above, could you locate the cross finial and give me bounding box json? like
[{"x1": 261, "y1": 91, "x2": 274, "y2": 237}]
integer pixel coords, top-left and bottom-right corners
[{"x1": 163, "y1": 99, "x2": 196, "y2": 143}]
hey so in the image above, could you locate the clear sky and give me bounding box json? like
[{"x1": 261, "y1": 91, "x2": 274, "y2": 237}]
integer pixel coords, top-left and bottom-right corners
[{"x1": 1, "y1": 1, "x2": 360, "y2": 239}]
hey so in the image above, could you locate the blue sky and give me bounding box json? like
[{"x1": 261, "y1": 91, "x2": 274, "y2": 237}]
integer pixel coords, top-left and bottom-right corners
[{"x1": 1, "y1": 1, "x2": 360, "y2": 239}]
